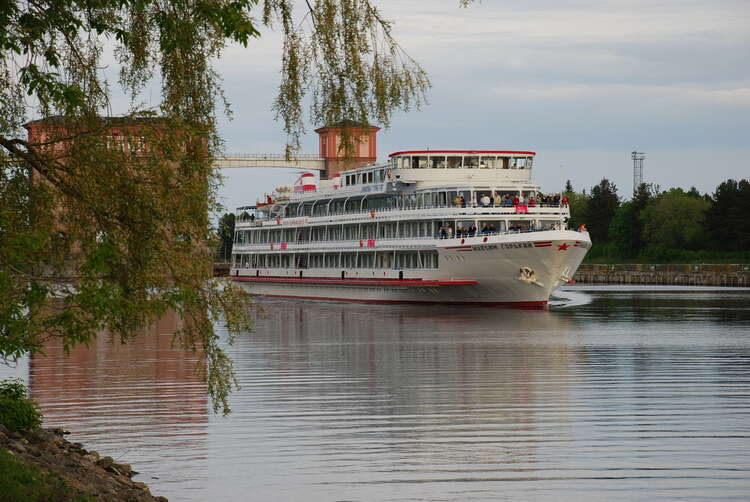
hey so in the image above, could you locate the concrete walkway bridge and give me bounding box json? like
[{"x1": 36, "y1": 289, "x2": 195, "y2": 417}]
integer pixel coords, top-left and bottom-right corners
[{"x1": 215, "y1": 153, "x2": 325, "y2": 171}]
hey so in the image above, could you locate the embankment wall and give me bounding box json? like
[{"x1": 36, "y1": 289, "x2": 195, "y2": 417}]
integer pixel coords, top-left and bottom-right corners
[{"x1": 574, "y1": 264, "x2": 750, "y2": 287}]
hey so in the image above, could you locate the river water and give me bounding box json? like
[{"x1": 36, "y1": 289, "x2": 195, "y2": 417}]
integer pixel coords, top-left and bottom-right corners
[{"x1": 2, "y1": 286, "x2": 750, "y2": 501}]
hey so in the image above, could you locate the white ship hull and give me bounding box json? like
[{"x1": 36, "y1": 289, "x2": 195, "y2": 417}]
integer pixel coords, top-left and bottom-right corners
[{"x1": 230, "y1": 230, "x2": 590, "y2": 307}]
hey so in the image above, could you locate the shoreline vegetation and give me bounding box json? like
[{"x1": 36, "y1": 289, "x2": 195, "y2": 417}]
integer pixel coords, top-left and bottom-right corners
[
  {"x1": 566, "y1": 178, "x2": 750, "y2": 265},
  {"x1": 0, "y1": 379, "x2": 165, "y2": 502}
]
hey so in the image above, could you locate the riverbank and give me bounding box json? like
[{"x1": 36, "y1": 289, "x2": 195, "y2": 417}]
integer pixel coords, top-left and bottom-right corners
[
  {"x1": 574, "y1": 263, "x2": 750, "y2": 287},
  {"x1": 0, "y1": 425, "x2": 166, "y2": 502}
]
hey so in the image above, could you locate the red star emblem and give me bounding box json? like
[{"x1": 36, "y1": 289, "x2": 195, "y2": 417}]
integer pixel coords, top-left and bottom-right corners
[{"x1": 557, "y1": 243, "x2": 569, "y2": 251}]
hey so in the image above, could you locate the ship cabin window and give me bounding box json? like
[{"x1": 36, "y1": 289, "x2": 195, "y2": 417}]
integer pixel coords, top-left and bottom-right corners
[
  {"x1": 447, "y1": 156, "x2": 462, "y2": 169},
  {"x1": 478, "y1": 220, "x2": 506, "y2": 233},
  {"x1": 509, "y1": 220, "x2": 532, "y2": 232},
  {"x1": 430, "y1": 156, "x2": 446, "y2": 169},
  {"x1": 480, "y1": 156, "x2": 497, "y2": 169},
  {"x1": 464, "y1": 156, "x2": 479, "y2": 169},
  {"x1": 411, "y1": 156, "x2": 428, "y2": 169}
]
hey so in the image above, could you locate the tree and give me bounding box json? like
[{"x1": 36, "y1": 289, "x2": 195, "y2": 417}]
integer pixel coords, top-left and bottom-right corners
[
  {"x1": 564, "y1": 180, "x2": 574, "y2": 194},
  {"x1": 585, "y1": 178, "x2": 619, "y2": 245},
  {"x1": 217, "y1": 213, "x2": 236, "y2": 262},
  {"x1": 640, "y1": 189, "x2": 710, "y2": 250},
  {"x1": 608, "y1": 183, "x2": 655, "y2": 257},
  {"x1": 566, "y1": 191, "x2": 589, "y2": 231},
  {"x1": 704, "y1": 179, "x2": 750, "y2": 252},
  {"x1": 0, "y1": 0, "x2": 433, "y2": 414}
]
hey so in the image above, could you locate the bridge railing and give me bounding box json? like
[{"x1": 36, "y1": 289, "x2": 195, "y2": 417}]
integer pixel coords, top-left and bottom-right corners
[{"x1": 219, "y1": 152, "x2": 323, "y2": 159}]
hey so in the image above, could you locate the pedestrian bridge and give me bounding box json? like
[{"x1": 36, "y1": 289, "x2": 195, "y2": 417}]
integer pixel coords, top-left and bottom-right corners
[{"x1": 215, "y1": 153, "x2": 325, "y2": 171}]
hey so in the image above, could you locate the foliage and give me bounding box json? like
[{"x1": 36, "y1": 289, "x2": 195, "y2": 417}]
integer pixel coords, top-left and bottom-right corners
[
  {"x1": 0, "y1": 448, "x2": 96, "y2": 502},
  {"x1": 216, "y1": 213, "x2": 236, "y2": 262},
  {"x1": 0, "y1": 378, "x2": 42, "y2": 432},
  {"x1": 0, "y1": 0, "x2": 435, "y2": 414},
  {"x1": 584, "y1": 178, "x2": 619, "y2": 245},
  {"x1": 705, "y1": 179, "x2": 750, "y2": 252},
  {"x1": 608, "y1": 183, "x2": 656, "y2": 257},
  {"x1": 640, "y1": 189, "x2": 710, "y2": 250},
  {"x1": 566, "y1": 191, "x2": 589, "y2": 231},
  {"x1": 582, "y1": 178, "x2": 750, "y2": 264}
]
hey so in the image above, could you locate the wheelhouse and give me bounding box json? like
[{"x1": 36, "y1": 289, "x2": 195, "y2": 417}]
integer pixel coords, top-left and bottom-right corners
[{"x1": 389, "y1": 150, "x2": 535, "y2": 170}]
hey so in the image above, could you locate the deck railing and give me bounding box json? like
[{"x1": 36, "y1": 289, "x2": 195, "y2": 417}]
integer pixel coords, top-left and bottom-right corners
[
  {"x1": 232, "y1": 227, "x2": 570, "y2": 250},
  {"x1": 235, "y1": 203, "x2": 569, "y2": 228}
]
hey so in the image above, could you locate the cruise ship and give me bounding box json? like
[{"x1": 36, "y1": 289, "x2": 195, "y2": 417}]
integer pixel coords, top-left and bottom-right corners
[{"x1": 230, "y1": 150, "x2": 590, "y2": 307}]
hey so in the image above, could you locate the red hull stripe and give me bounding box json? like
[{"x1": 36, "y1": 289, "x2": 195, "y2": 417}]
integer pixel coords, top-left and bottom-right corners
[
  {"x1": 446, "y1": 245, "x2": 473, "y2": 250},
  {"x1": 533, "y1": 241, "x2": 552, "y2": 247},
  {"x1": 231, "y1": 276, "x2": 478, "y2": 287},
  {"x1": 253, "y1": 292, "x2": 548, "y2": 308}
]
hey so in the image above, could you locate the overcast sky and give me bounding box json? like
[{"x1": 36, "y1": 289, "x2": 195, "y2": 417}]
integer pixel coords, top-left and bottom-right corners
[{"x1": 210, "y1": 0, "x2": 749, "y2": 212}]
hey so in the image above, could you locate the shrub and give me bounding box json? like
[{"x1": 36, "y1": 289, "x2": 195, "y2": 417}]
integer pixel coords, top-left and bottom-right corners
[{"x1": 0, "y1": 378, "x2": 42, "y2": 432}]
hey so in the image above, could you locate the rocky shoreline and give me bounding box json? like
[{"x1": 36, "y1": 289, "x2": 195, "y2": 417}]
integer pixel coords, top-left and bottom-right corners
[{"x1": 0, "y1": 424, "x2": 166, "y2": 501}]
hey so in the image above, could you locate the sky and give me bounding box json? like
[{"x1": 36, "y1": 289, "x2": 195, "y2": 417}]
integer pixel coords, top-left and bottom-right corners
[{"x1": 205, "y1": 0, "x2": 750, "y2": 211}]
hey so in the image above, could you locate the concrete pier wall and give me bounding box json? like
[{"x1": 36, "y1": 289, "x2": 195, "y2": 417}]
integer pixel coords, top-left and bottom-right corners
[{"x1": 574, "y1": 264, "x2": 750, "y2": 287}]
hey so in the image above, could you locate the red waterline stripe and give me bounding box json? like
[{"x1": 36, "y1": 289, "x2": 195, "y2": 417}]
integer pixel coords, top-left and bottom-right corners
[
  {"x1": 252, "y1": 292, "x2": 548, "y2": 308},
  {"x1": 231, "y1": 276, "x2": 478, "y2": 287},
  {"x1": 533, "y1": 242, "x2": 552, "y2": 247},
  {"x1": 446, "y1": 245, "x2": 473, "y2": 250}
]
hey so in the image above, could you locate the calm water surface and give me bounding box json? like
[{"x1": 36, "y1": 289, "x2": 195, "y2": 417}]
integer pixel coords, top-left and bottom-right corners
[{"x1": 3, "y1": 286, "x2": 750, "y2": 501}]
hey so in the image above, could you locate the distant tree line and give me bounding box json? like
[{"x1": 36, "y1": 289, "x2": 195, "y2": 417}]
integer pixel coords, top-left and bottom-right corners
[{"x1": 566, "y1": 178, "x2": 750, "y2": 263}]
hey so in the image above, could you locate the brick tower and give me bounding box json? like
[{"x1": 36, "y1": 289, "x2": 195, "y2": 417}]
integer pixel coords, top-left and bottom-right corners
[{"x1": 315, "y1": 121, "x2": 380, "y2": 179}]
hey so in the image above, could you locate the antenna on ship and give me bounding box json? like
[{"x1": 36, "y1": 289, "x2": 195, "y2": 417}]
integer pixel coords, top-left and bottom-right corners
[{"x1": 631, "y1": 151, "x2": 645, "y2": 193}]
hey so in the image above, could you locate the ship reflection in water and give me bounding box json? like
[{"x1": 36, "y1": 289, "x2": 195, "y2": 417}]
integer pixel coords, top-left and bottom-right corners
[{"x1": 11, "y1": 287, "x2": 750, "y2": 501}]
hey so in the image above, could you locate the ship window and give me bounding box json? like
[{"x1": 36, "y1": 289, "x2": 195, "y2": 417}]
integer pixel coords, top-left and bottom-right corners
[
  {"x1": 527, "y1": 156, "x2": 534, "y2": 169},
  {"x1": 429, "y1": 156, "x2": 446, "y2": 169},
  {"x1": 480, "y1": 156, "x2": 497, "y2": 169},
  {"x1": 447, "y1": 156, "x2": 462, "y2": 169},
  {"x1": 509, "y1": 220, "x2": 531, "y2": 232},
  {"x1": 411, "y1": 156, "x2": 428, "y2": 169},
  {"x1": 398, "y1": 157, "x2": 409, "y2": 169},
  {"x1": 464, "y1": 156, "x2": 479, "y2": 169}
]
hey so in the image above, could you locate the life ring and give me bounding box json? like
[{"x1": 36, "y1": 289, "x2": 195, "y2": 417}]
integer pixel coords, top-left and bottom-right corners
[{"x1": 359, "y1": 240, "x2": 364, "y2": 247}]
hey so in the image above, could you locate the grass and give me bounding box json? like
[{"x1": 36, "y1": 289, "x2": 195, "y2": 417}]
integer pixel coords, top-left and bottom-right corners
[{"x1": 0, "y1": 448, "x2": 96, "y2": 502}]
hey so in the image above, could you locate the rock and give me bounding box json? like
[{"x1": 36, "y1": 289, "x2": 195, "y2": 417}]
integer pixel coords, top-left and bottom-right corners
[
  {"x1": 155, "y1": 497, "x2": 169, "y2": 502},
  {"x1": 0, "y1": 423, "x2": 9, "y2": 436},
  {"x1": 97, "y1": 456, "x2": 115, "y2": 469},
  {"x1": 84, "y1": 451, "x2": 101, "y2": 463},
  {"x1": 11, "y1": 441, "x2": 27, "y2": 454},
  {"x1": 27, "y1": 428, "x2": 53, "y2": 444},
  {"x1": 115, "y1": 462, "x2": 134, "y2": 477}
]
